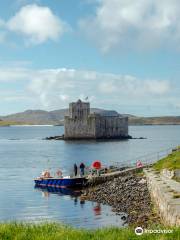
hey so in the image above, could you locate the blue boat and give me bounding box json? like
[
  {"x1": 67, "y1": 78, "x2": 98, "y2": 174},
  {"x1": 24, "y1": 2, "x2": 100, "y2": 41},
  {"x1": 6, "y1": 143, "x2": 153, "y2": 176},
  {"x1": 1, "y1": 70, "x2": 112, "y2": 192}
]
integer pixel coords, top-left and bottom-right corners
[{"x1": 34, "y1": 177, "x2": 87, "y2": 188}]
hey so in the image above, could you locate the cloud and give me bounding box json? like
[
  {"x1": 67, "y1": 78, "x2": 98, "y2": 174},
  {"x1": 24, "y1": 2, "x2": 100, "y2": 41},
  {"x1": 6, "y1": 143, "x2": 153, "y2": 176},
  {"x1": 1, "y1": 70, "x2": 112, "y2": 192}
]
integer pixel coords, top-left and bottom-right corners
[
  {"x1": 0, "y1": 66, "x2": 177, "y2": 115},
  {"x1": 27, "y1": 68, "x2": 171, "y2": 109},
  {"x1": 79, "y1": 0, "x2": 180, "y2": 52},
  {"x1": 99, "y1": 75, "x2": 170, "y2": 96},
  {"x1": 0, "y1": 67, "x2": 30, "y2": 82},
  {"x1": 7, "y1": 4, "x2": 68, "y2": 44}
]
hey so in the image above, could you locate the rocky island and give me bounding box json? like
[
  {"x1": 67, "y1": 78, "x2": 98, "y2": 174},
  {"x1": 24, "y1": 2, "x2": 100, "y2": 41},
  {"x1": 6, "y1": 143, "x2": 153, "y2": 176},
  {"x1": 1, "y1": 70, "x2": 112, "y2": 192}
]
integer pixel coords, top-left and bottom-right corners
[{"x1": 46, "y1": 99, "x2": 131, "y2": 140}]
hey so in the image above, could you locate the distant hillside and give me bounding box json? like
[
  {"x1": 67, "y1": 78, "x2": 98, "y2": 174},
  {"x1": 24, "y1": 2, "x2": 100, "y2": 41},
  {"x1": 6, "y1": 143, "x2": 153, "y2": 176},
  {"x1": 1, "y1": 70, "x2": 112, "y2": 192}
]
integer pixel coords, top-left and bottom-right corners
[
  {"x1": 0, "y1": 109, "x2": 66, "y2": 125},
  {"x1": 0, "y1": 108, "x2": 124, "y2": 125},
  {"x1": 0, "y1": 109, "x2": 180, "y2": 126},
  {"x1": 129, "y1": 116, "x2": 180, "y2": 125}
]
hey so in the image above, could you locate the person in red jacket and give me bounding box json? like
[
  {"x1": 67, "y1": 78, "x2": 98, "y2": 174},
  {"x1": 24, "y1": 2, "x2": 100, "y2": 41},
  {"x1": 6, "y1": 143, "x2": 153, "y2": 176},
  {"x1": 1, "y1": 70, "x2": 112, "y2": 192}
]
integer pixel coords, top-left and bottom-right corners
[{"x1": 136, "y1": 160, "x2": 143, "y2": 168}]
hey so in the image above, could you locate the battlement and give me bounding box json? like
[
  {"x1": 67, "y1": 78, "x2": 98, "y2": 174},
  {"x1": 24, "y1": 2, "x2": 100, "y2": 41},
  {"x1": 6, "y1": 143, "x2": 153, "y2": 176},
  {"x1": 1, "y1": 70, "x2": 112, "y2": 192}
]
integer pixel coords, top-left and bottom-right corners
[{"x1": 69, "y1": 99, "x2": 90, "y2": 119}]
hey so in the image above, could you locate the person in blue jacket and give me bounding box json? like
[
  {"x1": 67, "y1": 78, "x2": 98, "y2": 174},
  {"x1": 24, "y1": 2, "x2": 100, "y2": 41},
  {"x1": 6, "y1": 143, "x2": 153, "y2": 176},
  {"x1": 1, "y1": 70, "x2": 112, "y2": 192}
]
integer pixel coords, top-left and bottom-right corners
[{"x1": 79, "y1": 162, "x2": 85, "y2": 176}]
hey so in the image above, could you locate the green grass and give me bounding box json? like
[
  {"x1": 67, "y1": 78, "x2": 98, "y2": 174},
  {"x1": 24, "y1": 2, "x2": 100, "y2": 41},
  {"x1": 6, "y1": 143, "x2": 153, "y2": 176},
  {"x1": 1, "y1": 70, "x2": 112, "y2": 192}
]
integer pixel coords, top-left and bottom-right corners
[
  {"x1": 0, "y1": 121, "x2": 46, "y2": 126},
  {"x1": 0, "y1": 121, "x2": 27, "y2": 126},
  {"x1": 153, "y1": 149, "x2": 180, "y2": 171},
  {"x1": 0, "y1": 223, "x2": 179, "y2": 240}
]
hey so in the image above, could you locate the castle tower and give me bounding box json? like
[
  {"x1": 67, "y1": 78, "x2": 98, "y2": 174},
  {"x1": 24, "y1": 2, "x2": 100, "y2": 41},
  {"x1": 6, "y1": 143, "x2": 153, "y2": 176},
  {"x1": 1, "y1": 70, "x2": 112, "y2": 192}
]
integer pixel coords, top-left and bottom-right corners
[
  {"x1": 64, "y1": 99, "x2": 128, "y2": 139},
  {"x1": 69, "y1": 99, "x2": 90, "y2": 119}
]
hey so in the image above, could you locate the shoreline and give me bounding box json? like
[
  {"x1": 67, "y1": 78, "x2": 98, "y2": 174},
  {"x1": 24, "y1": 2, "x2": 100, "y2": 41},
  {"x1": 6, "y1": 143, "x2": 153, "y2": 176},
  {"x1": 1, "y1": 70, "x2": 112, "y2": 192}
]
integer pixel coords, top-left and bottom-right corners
[
  {"x1": 44, "y1": 135, "x2": 133, "y2": 140},
  {"x1": 81, "y1": 169, "x2": 160, "y2": 227},
  {"x1": 1, "y1": 124, "x2": 180, "y2": 127}
]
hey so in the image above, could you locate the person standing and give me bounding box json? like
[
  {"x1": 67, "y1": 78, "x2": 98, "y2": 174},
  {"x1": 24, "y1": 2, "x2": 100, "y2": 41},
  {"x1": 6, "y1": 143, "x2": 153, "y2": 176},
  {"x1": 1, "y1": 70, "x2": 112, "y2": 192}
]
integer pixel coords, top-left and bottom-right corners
[
  {"x1": 79, "y1": 163, "x2": 85, "y2": 176},
  {"x1": 74, "y1": 163, "x2": 78, "y2": 177}
]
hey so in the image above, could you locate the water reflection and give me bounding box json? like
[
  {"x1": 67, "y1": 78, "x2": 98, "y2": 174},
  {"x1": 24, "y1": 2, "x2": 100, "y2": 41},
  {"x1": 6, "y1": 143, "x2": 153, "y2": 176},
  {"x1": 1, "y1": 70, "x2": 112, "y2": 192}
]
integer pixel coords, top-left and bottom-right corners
[
  {"x1": 35, "y1": 186, "x2": 82, "y2": 197},
  {"x1": 34, "y1": 186, "x2": 127, "y2": 227},
  {"x1": 93, "y1": 203, "x2": 101, "y2": 216}
]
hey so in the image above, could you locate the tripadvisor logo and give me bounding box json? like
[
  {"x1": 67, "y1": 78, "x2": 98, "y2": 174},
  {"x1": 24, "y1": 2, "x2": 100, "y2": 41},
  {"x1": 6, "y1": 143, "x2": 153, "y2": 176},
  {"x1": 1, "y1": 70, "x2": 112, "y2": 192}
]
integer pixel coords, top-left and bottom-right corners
[
  {"x1": 135, "y1": 227, "x2": 143, "y2": 235},
  {"x1": 135, "y1": 227, "x2": 173, "y2": 235}
]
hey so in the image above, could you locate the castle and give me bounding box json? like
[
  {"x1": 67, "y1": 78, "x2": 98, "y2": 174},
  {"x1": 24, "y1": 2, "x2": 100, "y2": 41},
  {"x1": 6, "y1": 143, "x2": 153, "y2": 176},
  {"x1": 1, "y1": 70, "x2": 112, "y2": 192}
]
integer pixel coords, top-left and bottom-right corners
[{"x1": 64, "y1": 99, "x2": 128, "y2": 139}]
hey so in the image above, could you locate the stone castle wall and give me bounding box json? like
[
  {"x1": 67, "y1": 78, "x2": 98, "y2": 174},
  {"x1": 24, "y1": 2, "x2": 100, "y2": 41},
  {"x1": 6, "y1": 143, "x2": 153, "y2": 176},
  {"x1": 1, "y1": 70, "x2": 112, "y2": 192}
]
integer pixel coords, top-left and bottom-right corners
[
  {"x1": 64, "y1": 100, "x2": 128, "y2": 139},
  {"x1": 94, "y1": 115, "x2": 128, "y2": 138},
  {"x1": 64, "y1": 115, "x2": 96, "y2": 139},
  {"x1": 69, "y1": 101, "x2": 90, "y2": 119}
]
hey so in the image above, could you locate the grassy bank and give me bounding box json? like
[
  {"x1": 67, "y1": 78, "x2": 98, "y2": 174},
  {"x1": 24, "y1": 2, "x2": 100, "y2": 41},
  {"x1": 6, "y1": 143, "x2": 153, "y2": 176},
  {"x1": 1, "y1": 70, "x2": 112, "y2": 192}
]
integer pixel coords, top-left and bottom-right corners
[
  {"x1": 153, "y1": 148, "x2": 180, "y2": 171},
  {"x1": 0, "y1": 223, "x2": 179, "y2": 240},
  {"x1": 0, "y1": 121, "x2": 53, "y2": 126},
  {"x1": 0, "y1": 121, "x2": 27, "y2": 126}
]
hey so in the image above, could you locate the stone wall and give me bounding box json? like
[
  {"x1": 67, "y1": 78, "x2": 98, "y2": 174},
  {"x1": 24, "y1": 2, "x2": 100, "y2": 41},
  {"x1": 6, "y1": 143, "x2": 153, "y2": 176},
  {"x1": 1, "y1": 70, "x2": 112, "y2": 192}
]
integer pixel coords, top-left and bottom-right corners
[
  {"x1": 64, "y1": 114, "x2": 128, "y2": 139},
  {"x1": 95, "y1": 115, "x2": 128, "y2": 138},
  {"x1": 64, "y1": 115, "x2": 96, "y2": 139},
  {"x1": 161, "y1": 169, "x2": 180, "y2": 181},
  {"x1": 64, "y1": 100, "x2": 129, "y2": 139},
  {"x1": 144, "y1": 169, "x2": 180, "y2": 226},
  {"x1": 69, "y1": 100, "x2": 90, "y2": 119}
]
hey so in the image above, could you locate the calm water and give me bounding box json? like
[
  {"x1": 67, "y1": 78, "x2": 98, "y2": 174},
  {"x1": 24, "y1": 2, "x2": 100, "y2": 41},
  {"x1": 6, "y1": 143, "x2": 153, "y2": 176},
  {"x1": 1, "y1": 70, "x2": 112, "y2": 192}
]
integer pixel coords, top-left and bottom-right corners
[{"x1": 0, "y1": 125, "x2": 180, "y2": 228}]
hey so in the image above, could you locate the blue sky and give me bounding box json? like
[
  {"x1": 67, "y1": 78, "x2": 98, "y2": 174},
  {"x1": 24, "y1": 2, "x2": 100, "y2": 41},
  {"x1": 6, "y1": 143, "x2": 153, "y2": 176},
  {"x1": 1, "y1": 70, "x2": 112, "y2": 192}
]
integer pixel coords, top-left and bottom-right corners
[{"x1": 0, "y1": 0, "x2": 180, "y2": 116}]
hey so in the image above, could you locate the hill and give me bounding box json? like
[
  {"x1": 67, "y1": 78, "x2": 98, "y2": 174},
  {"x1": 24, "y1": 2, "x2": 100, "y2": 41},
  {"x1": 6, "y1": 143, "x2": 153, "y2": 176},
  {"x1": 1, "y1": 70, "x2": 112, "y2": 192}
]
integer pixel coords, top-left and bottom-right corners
[
  {"x1": 129, "y1": 116, "x2": 180, "y2": 125},
  {"x1": 0, "y1": 109, "x2": 180, "y2": 126},
  {"x1": 0, "y1": 108, "x2": 125, "y2": 125}
]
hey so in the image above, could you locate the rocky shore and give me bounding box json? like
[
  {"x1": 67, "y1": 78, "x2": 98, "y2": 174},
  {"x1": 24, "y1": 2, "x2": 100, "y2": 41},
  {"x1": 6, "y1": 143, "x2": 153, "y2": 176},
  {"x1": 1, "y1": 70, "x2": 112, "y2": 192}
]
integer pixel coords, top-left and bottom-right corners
[
  {"x1": 82, "y1": 171, "x2": 159, "y2": 227},
  {"x1": 44, "y1": 135, "x2": 147, "y2": 140}
]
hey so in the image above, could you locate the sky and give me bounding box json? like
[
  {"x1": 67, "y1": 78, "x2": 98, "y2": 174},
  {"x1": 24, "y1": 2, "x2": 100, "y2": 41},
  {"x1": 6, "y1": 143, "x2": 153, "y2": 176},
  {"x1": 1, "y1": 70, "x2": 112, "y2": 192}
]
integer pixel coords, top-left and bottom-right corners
[{"x1": 0, "y1": 0, "x2": 180, "y2": 116}]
